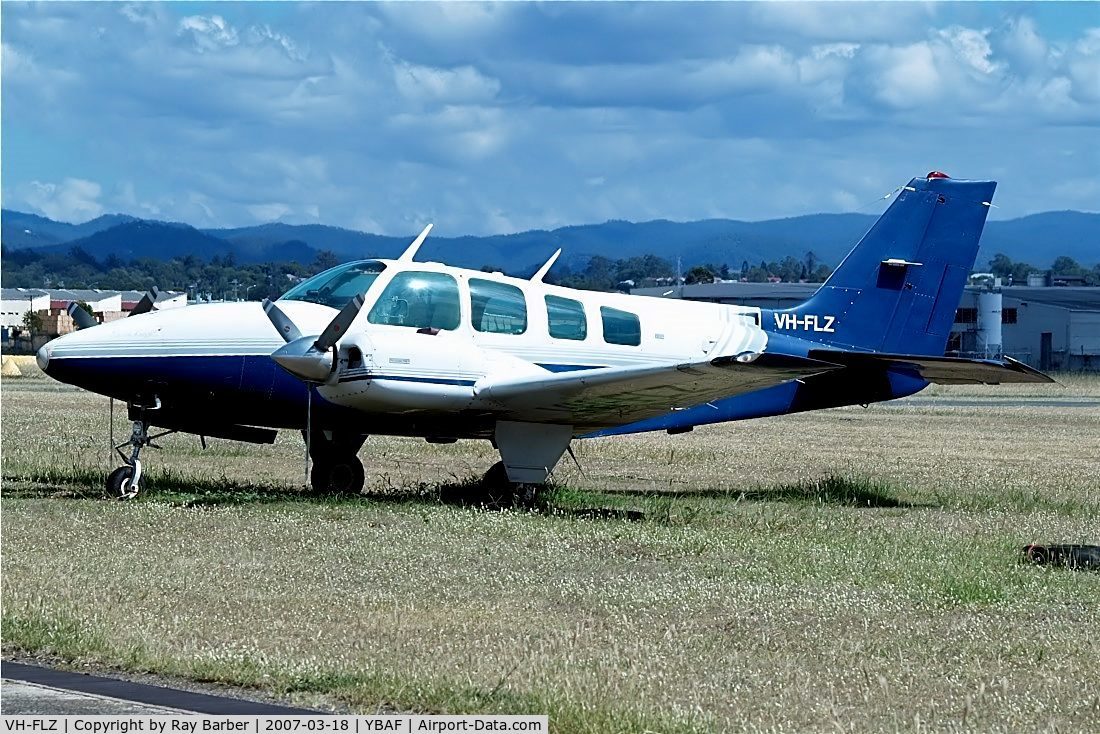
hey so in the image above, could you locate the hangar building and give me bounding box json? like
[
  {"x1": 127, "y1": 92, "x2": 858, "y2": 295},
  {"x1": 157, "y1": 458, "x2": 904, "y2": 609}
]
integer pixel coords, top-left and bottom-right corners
[{"x1": 631, "y1": 282, "x2": 1100, "y2": 372}]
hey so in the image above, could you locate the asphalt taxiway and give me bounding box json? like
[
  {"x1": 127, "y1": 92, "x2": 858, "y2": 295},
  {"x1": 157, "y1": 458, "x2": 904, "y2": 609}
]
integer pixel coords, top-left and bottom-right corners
[{"x1": 1, "y1": 662, "x2": 318, "y2": 715}]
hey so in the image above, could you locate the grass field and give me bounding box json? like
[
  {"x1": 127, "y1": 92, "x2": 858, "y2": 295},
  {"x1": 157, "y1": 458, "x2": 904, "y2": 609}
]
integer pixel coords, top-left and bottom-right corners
[{"x1": 2, "y1": 367, "x2": 1098, "y2": 732}]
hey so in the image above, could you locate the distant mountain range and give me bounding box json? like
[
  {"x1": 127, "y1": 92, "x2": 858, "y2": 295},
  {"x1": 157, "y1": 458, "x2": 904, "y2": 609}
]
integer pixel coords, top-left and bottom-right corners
[{"x1": 3, "y1": 207, "x2": 1097, "y2": 273}]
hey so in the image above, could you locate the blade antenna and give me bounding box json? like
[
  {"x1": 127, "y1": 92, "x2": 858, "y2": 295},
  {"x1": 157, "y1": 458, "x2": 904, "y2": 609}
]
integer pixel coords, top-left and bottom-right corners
[
  {"x1": 129, "y1": 286, "x2": 160, "y2": 317},
  {"x1": 67, "y1": 302, "x2": 97, "y2": 330},
  {"x1": 531, "y1": 249, "x2": 562, "y2": 283},
  {"x1": 397, "y1": 223, "x2": 434, "y2": 263}
]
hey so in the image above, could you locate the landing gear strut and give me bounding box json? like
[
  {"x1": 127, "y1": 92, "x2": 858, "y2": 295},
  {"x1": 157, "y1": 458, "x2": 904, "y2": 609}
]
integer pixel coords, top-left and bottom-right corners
[
  {"x1": 107, "y1": 418, "x2": 173, "y2": 500},
  {"x1": 489, "y1": 421, "x2": 573, "y2": 506}
]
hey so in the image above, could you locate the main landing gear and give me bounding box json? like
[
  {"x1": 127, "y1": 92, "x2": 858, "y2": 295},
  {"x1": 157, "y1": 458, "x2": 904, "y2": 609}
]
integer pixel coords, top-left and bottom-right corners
[
  {"x1": 487, "y1": 421, "x2": 575, "y2": 505},
  {"x1": 307, "y1": 431, "x2": 367, "y2": 494},
  {"x1": 482, "y1": 461, "x2": 539, "y2": 504},
  {"x1": 106, "y1": 418, "x2": 174, "y2": 500}
]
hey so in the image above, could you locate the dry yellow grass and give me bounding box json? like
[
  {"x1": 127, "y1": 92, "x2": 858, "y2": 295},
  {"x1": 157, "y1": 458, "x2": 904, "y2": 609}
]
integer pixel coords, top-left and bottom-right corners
[{"x1": 2, "y1": 377, "x2": 1098, "y2": 732}]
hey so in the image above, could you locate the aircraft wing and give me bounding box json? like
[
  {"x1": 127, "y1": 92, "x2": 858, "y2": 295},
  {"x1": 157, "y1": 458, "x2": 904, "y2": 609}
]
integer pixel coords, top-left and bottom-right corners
[{"x1": 474, "y1": 353, "x2": 842, "y2": 429}]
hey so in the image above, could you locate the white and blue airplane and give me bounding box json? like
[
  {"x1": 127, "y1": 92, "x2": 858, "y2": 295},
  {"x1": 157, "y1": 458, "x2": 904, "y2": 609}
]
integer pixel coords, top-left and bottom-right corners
[{"x1": 37, "y1": 173, "x2": 1049, "y2": 499}]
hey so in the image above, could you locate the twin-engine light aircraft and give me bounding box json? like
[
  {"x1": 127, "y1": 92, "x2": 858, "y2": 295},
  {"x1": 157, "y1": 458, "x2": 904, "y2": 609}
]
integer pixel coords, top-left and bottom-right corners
[{"x1": 38, "y1": 173, "x2": 1050, "y2": 499}]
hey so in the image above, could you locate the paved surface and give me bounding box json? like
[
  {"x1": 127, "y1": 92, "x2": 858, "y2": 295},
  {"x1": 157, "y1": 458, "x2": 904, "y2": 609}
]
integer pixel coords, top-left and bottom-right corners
[
  {"x1": 1, "y1": 680, "x2": 185, "y2": 714},
  {"x1": 1, "y1": 662, "x2": 318, "y2": 715},
  {"x1": 889, "y1": 397, "x2": 1100, "y2": 409}
]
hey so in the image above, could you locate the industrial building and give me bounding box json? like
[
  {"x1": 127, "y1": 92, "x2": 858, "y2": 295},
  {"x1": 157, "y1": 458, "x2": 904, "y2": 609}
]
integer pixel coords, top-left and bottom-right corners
[
  {"x1": 1, "y1": 288, "x2": 186, "y2": 352},
  {"x1": 631, "y1": 282, "x2": 1100, "y2": 372}
]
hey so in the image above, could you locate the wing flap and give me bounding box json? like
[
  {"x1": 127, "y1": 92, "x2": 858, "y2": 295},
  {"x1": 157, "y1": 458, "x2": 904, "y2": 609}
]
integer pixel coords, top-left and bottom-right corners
[
  {"x1": 475, "y1": 352, "x2": 841, "y2": 428},
  {"x1": 807, "y1": 350, "x2": 1054, "y2": 385}
]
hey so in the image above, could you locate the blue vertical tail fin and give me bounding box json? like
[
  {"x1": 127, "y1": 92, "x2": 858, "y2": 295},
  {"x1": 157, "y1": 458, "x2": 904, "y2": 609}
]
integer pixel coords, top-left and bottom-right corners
[{"x1": 764, "y1": 173, "x2": 996, "y2": 356}]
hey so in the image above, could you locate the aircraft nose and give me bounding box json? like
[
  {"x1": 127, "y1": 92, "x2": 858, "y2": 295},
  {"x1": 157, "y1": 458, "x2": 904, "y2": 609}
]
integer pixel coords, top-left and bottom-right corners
[{"x1": 36, "y1": 342, "x2": 52, "y2": 373}]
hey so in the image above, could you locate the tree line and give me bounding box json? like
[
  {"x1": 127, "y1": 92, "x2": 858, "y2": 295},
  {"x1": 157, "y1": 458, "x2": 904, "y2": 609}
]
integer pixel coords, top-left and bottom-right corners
[
  {"x1": 3, "y1": 245, "x2": 836, "y2": 297},
  {"x1": 988, "y1": 253, "x2": 1100, "y2": 286},
  {"x1": 4, "y1": 243, "x2": 1097, "y2": 298}
]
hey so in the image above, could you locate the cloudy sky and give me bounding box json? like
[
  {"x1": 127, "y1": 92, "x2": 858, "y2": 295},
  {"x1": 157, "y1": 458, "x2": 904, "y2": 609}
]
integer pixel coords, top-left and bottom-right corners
[{"x1": 2, "y1": 2, "x2": 1098, "y2": 235}]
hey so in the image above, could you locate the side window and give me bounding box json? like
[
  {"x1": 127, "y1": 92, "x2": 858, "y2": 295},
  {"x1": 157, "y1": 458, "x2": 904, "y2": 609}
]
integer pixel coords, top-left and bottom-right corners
[
  {"x1": 470, "y1": 278, "x2": 527, "y2": 334},
  {"x1": 546, "y1": 295, "x2": 587, "y2": 341},
  {"x1": 601, "y1": 306, "x2": 641, "y2": 346},
  {"x1": 367, "y1": 271, "x2": 460, "y2": 330}
]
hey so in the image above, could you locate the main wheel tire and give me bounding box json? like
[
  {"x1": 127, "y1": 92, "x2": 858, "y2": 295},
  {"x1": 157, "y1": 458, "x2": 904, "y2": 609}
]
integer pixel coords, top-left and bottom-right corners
[
  {"x1": 482, "y1": 461, "x2": 510, "y2": 490},
  {"x1": 106, "y1": 465, "x2": 135, "y2": 500},
  {"x1": 514, "y1": 483, "x2": 539, "y2": 505},
  {"x1": 310, "y1": 455, "x2": 365, "y2": 494},
  {"x1": 483, "y1": 462, "x2": 539, "y2": 506}
]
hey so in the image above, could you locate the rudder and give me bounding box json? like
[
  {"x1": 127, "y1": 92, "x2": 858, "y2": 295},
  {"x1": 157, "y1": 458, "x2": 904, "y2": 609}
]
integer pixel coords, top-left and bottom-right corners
[{"x1": 764, "y1": 173, "x2": 996, "y2": 356}]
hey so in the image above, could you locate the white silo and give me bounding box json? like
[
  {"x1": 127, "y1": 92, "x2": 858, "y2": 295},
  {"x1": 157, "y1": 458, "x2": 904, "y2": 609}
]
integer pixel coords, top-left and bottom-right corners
[{"x1": 976, "y1": 290, "x2": 1003, "y2": 358}]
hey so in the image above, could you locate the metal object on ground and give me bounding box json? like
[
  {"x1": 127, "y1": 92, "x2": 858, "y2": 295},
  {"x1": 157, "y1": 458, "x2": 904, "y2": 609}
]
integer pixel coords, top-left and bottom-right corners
[{"x1": 1022, "y1": 544, "x2": 1100, "y2": 569}]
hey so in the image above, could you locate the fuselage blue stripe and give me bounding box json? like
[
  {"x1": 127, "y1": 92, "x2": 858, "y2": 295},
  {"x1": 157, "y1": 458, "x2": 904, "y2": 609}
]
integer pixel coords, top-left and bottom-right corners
[
  {"x1": 536, "y1": 363, "x2": 605, "y2": 373},
  {"x1": 339, "y1": 374, "x2": 477, "y2": 387}
]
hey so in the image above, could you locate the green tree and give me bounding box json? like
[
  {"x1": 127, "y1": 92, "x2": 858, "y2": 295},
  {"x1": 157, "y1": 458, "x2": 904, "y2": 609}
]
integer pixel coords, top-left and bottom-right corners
[
  {"x1": 685, "y1": 266, "x2": 715, "y2": 284},
  {"x1": 22, "y1": 310, "x2": 43, "y2": 335},
  {"x1": 988, "y1": 253, "x2": 1014, "y2": 277},
  {"x1": 312, "y1": 250, "x2": 340, "y2": 273},
  {"x1": 1051, "y1": 256, "x2": 1084, "y2": 275}
]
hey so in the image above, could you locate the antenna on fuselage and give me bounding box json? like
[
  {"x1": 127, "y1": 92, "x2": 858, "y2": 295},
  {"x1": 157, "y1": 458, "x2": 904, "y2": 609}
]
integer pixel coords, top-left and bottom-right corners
[
  {"x1": 397, "y1": 224, "x2": 434, "y2": 263},
  {"x1": 531, "y1": 249, "x2": 562, "y2": 283}
]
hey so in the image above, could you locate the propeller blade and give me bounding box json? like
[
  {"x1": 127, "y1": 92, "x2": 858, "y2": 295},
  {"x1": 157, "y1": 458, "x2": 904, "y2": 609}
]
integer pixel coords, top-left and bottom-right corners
[
  {"x1": 66, "y1": 302, "x2": 98, "y2": 330},
  {"x1": 129, "y1": 286, "x2": 160, "y2": 317},
  {"x1": 314, "y1": 293, "x2": 365, "y2": 353},
  {"x1": 262, "y1": 299, "x2": 303, "y2": 343}
]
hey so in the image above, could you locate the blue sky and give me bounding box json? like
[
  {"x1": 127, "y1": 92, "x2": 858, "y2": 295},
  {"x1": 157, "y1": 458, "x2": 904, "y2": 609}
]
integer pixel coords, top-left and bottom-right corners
[{"x1": 2, "y1": 2, "x2": 1098, "y2": 235}]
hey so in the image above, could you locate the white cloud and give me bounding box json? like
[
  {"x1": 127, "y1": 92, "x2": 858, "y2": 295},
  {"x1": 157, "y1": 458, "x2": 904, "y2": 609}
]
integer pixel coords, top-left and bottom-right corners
[
  {"x1": 996, "y1": 17, "x2": 1048, "y2": 71},
  {"x1": 245, "y1": 25, "x2": 305, "y2": 62},
  {"x1": 178, "y1": 15, "x2": 239, "y2": 52},
  {"x1": 393, "y1": 62, "x2": 501, "y2": 104},
  {"x1": 2, "y1": 3, "x2": 1098, "y2": 235},
  {"x1": 247, "y1": 202, "x2": 293, "y2": 221},
  {"x1": 1067, "y1": 28, "x2": 1100, "y2": 104},
  {"x1": 1, "y1": 42, "x2": 31, "y2": 76},
  {"x1": 811, "y1": 43, "x2": 860, "y2": 61},
  {"x1": 120, "y1": 4, "x2": 158, "y2": 29},
  {"x1": 23, "y1": 178, "x2": 104, "y2": 222},
  {"x1": 870, "y1": 43, "x2": 942, "y2": 109},
  {"x1": 939, "y1": 26, "x2": 998, "y2": 75}
]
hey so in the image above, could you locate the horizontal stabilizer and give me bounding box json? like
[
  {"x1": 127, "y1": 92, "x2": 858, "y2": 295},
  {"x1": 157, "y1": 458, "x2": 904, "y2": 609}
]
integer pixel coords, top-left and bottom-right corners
[{"x1": 807, "y1": 350, "x2": 1054, "y2": 385}]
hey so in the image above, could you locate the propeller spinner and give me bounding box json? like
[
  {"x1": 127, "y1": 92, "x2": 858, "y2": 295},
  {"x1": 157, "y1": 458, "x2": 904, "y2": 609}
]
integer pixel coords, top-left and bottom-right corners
[{"x1": 263, "y1": 295, "x2": 366, "y2": 383}]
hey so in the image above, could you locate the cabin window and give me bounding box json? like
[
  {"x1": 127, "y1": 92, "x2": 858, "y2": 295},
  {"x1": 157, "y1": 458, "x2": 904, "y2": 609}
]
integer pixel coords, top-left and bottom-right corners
[
  {"x1": 281, "y1": 260, "x2": 387, "y2": 309},
  {"x1": 470, "y1": 278, "x2": 527, "y2": 334},
  {"x1": 546, "y1": 295, "x2": 587, "y2": 340},
  {"x1": 367, "y1": 271, "x2": 461, "y2": 331},
  {"x1": 601, "y1": 306, "x2": 641, "y2": 346}
]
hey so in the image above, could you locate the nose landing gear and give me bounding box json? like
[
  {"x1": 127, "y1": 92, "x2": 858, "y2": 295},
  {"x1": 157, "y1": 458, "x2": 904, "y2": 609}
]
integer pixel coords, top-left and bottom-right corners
[{"x1": 106, "y1": 417, "x2": 174, "y2": 500}]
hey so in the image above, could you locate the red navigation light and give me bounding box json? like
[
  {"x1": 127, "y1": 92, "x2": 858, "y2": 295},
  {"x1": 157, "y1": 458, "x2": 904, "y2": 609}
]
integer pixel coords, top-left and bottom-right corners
[{"x1": 926, "y1": 171, "x2": 951, "y2": 180}]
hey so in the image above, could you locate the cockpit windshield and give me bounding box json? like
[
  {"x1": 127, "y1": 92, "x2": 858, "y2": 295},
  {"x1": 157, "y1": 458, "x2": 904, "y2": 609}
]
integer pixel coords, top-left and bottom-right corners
[{"x1": 280, "y1": 260, "x2": 387, "y2": 309}]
